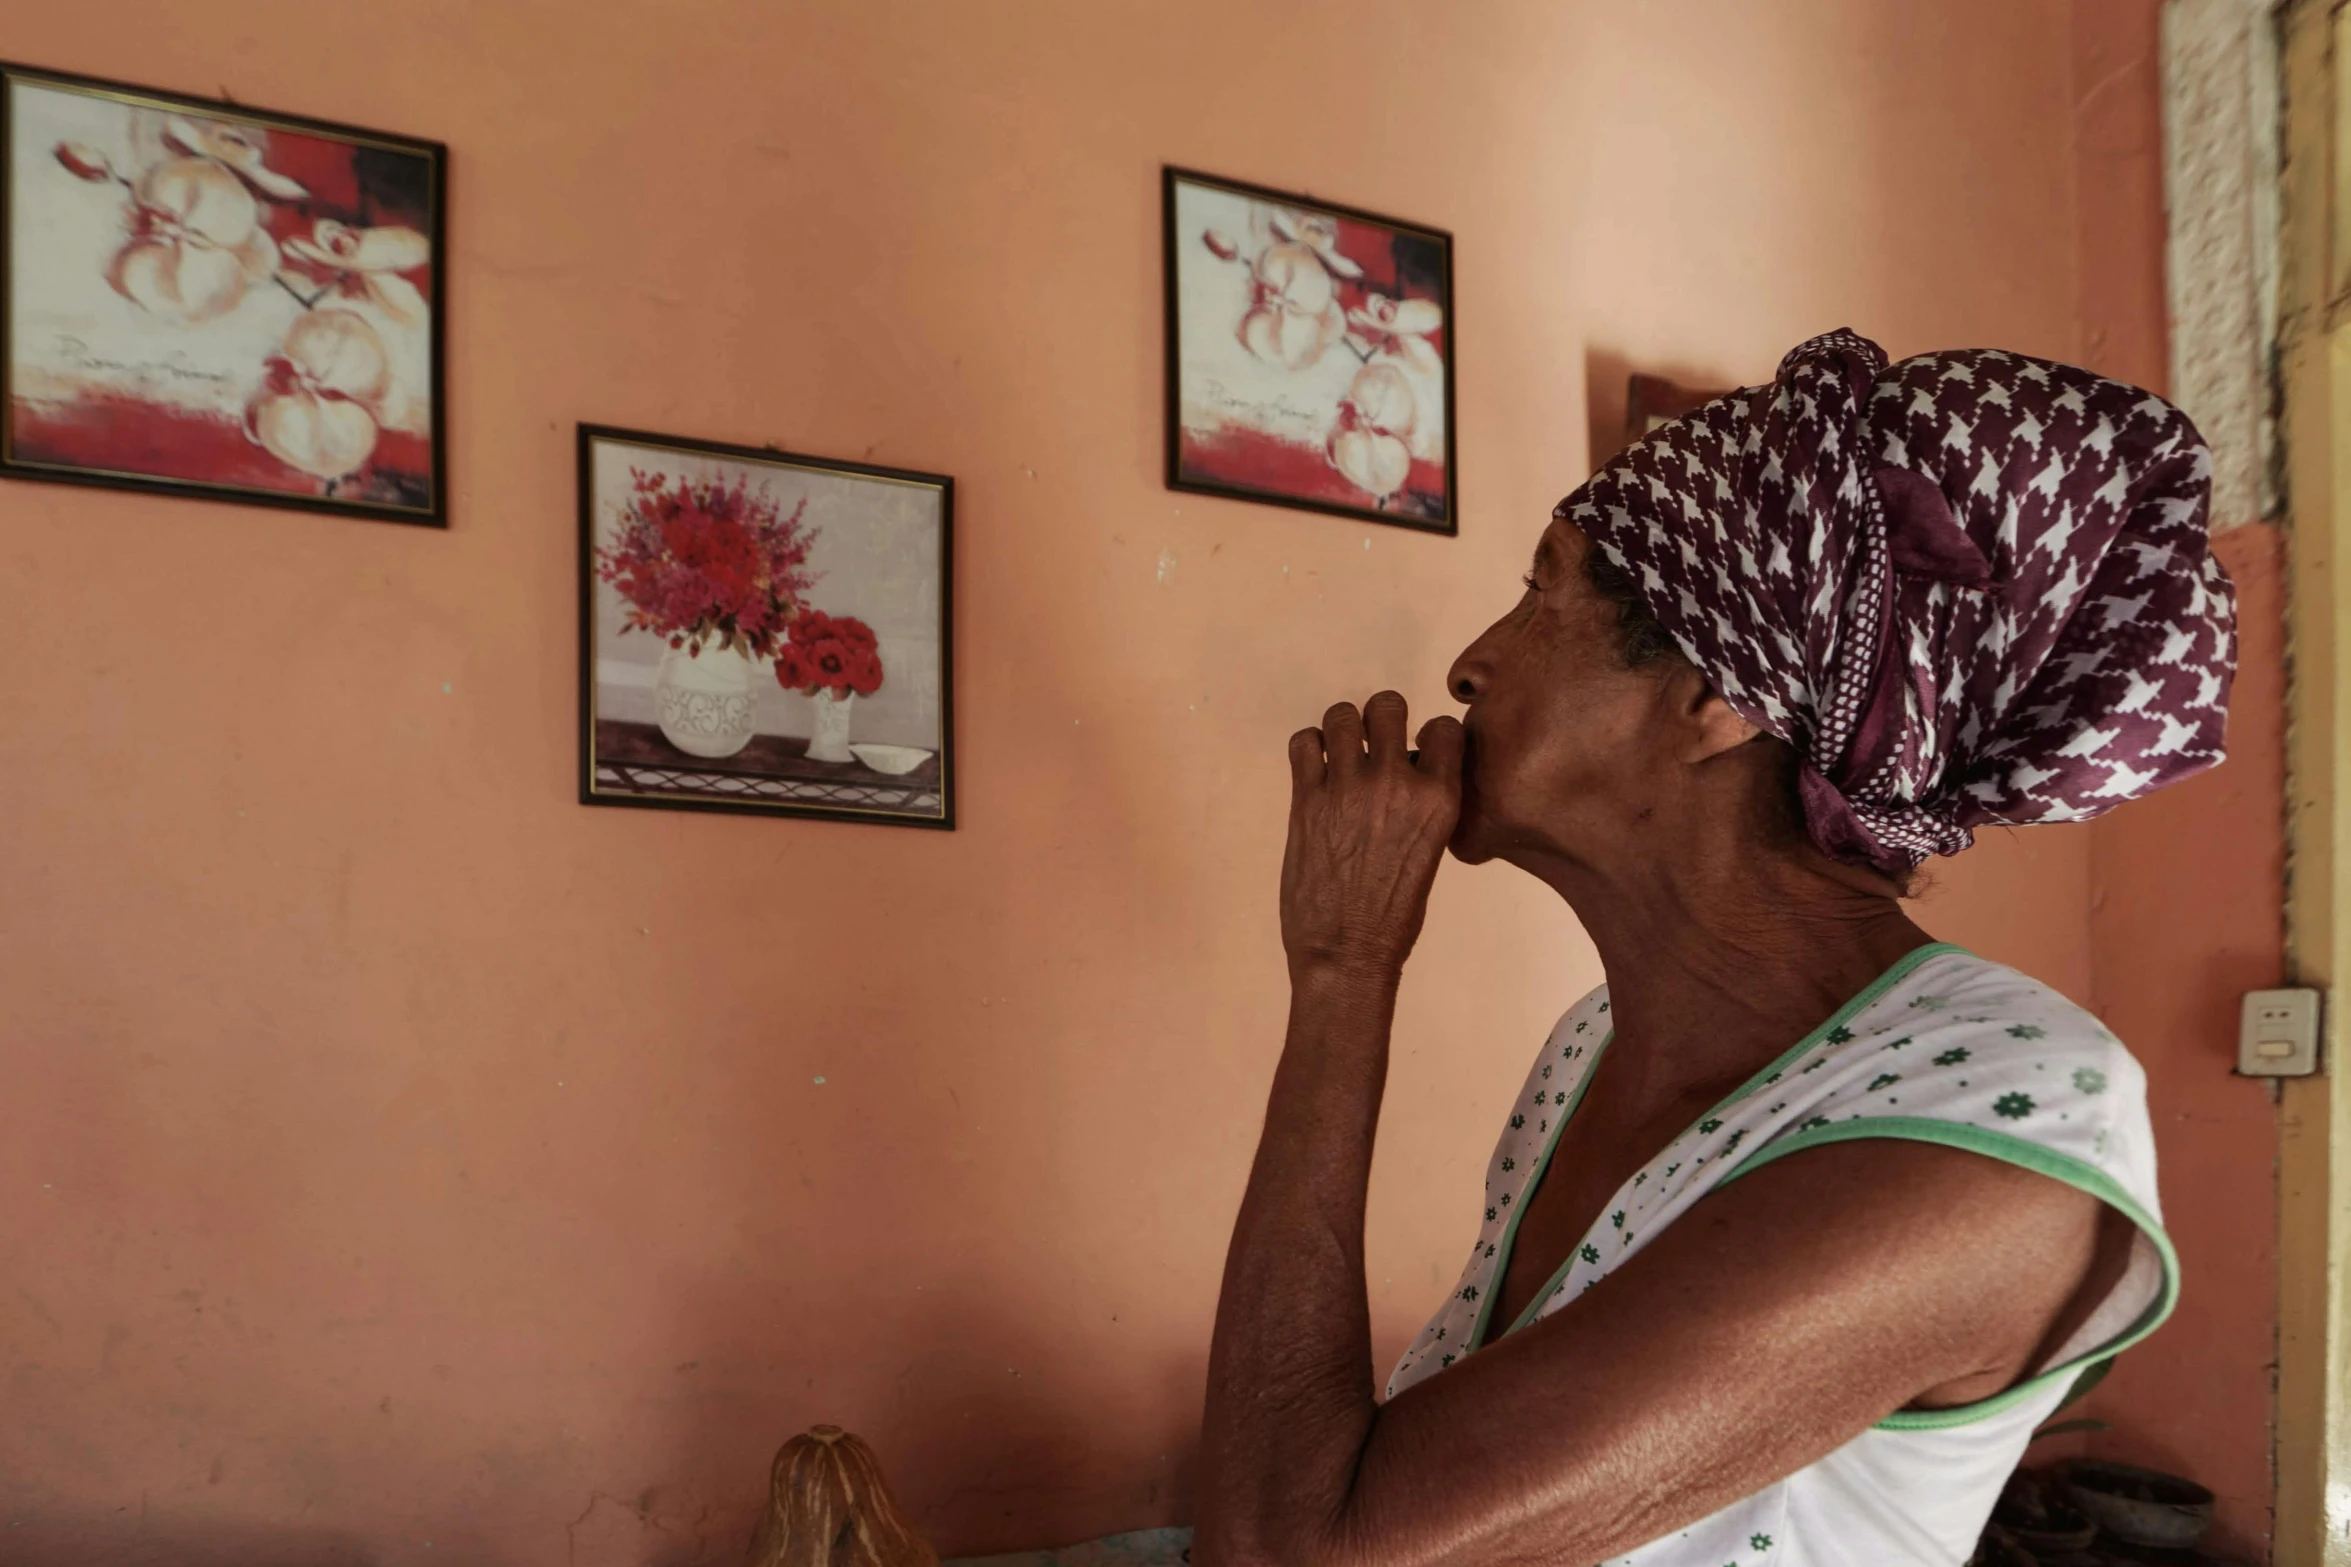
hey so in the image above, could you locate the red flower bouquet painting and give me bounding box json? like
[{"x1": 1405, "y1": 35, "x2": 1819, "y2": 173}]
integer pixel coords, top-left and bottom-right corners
[
  {"x1": 1163, "y1": 167, "x2": 1454, "y2": 532},
  {"x1": 2, "y1": 64, "x2": 444, "y2": 523},
  {"x1": 580, "y1": 427, "x2": 953, "y2": 828}
]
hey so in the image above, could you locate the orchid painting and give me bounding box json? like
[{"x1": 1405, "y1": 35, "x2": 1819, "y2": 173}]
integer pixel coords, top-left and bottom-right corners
[
  {"x1": 3, "y1": 64, "x2": 444, "y2": 524},
  {"x1": 1164, "y1": 168, "x2": 1454, "y2": 532}
]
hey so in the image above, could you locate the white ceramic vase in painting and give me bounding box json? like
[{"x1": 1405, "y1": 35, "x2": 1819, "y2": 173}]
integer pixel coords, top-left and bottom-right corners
[
  {"x1": 654, "y1": 645, "x2": 759, "y2": 759},
  {"x1": 807, "y1": 690, "x2": 856, "y2": 764}
]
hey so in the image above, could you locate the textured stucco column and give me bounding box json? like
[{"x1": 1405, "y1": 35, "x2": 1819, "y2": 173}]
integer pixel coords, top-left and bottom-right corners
[{"x1": 2162, "y1": 0, "x2": 2281, "y2": 531}]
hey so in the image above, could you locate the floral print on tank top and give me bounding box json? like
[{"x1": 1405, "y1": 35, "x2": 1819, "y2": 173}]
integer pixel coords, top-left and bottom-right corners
[{"x1": 1384, "y1": 944, "x2": 2173, "y2": 1567}]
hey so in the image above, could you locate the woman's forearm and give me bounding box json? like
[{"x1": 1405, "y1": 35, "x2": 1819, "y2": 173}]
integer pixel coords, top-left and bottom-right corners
[
  {"x1": 1200, "y1": 692, "x2": 1461, "y2": 1564},
  {"x1": 1195, "y1": 964, "x2": 1399, "y2": 1567}
]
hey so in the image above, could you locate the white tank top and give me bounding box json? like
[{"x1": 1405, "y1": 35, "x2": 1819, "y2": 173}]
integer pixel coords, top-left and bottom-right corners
[{"x1": 1385, "y1": 944, "x2": 2174, "y2": 1567}]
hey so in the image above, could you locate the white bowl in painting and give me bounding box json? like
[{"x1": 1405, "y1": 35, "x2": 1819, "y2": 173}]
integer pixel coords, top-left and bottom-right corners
[{"x1": 849, "y1": 744, "x2": 932, "y2": 775}]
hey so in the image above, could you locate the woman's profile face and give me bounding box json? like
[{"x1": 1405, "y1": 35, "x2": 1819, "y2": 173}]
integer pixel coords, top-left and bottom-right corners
[{"x1": 1445, "y1": 517, "x2": 1701, "y2": 870}]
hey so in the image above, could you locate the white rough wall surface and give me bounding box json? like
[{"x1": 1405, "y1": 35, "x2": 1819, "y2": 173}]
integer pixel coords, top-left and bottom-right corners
[{"x1": 2161, "y1": 0, "x2": 2280, "y2": 532}]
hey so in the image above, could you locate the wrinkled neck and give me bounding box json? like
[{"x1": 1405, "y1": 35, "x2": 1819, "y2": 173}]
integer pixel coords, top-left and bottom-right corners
[{"x1": 1521, "y1": 809, "x2": 1932, "y2": 1118}]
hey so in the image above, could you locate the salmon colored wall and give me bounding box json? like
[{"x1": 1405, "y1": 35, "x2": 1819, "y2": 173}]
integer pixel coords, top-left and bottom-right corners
[
  {"x1": 0, "y1": 3, "x2": 2270, "y2": 1564},
  {"x1": 2031, "y1": 8, "x2": 2285, "y2": 1559},
  {"x1": 2067, "y1": 524, "x2": 2286, "y2": 1561}
]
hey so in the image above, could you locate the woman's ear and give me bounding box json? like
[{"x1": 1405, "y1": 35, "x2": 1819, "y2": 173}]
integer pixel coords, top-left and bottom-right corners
[{"x1": 1671, "y1": 667, "x2": 1762, "y2": 763}]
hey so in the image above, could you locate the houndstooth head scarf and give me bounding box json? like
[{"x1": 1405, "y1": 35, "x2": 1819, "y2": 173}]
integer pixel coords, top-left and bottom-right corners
[{"x1": 1558, "y1": 328, "x2": 2238, "y2": 876}]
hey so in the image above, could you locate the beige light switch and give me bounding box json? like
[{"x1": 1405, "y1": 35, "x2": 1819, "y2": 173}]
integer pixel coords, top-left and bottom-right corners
[{"x1": 2239, "y1": 988, "x2": 2323, "y2": 1077}]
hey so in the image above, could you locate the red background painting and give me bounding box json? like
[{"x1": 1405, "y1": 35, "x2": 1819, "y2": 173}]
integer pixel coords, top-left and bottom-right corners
[
  {"x1": 1178, "y1": 207, "x2": 1448, "y2": 521},
  {"x1": 7, "y1": 95, "x2": 435, "y2": 511}
]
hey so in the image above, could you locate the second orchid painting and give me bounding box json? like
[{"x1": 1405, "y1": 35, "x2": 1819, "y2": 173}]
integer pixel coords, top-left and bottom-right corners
[
  {"x1": 1163, "y1": 167, "x2": 1454, "y2": 532},
  {"x1": 2, "y1": 63, "x2": 444, "y2": 523}
]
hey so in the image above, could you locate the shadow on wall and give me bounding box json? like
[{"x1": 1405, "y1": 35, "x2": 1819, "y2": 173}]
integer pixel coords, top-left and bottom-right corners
[
  {"x1": 0, "y1": 1520, "x2": 379, "y2": 1567},
  {"x1": 11, "y1": 1288, "x2": 1205, "y2": 1567},
  {"x1": 503, "y1": 1278, "x2": 1210, "y2": 1566},
  {"x1": 1585, "y1": 346, "x2": 1746, "y2": 473},
  {"x1": 1587, "y1": 346, "x2": 1636, "y2": 468}
]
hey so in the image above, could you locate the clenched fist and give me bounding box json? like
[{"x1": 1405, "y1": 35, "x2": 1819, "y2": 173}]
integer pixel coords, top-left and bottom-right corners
[{"x1": 1281, "y1": 691, "x2": 1465, "y2": 984}]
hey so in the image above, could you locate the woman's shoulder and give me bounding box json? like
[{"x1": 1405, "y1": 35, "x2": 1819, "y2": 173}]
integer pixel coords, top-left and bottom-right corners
[
  {"x1": 1739, "y1": 944, "x2": 2157, "y2": 1205},
  {"x1": 1873, "y1": 946, "x2": 2138, "y2": 1083}
]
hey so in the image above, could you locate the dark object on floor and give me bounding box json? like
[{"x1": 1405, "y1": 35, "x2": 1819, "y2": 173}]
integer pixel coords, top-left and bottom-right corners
[
  {"x1": 1967, "y1": 1524, "x2": 2042, "y2": 1567},
  {"x1": 1995, "y1": 1468, "x2": 2099, "y2": 1553},
  {"x1": 746, "y1": 1425, "x2": 940, "y2": 1567},
  {"x1": 2061, "y1": 1460, "x2": 2216, "y2": 1549}
]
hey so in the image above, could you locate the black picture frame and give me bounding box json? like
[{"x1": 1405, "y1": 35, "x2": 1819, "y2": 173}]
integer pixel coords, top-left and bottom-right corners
[
  {"x1": 0, "y1": 60, "x2": 448, "y2": 526},
  {"x1": 577, "y1": 424, "x2": 956, "y2": 830},
  {"x1": 1162, "y1": 165, "x2": 1456, "y2": 535}
]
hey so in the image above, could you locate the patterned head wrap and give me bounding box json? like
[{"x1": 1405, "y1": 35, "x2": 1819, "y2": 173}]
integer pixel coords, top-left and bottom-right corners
[{"x1": 1560, "y1": 329, "x2": 2237, "y2": 875}]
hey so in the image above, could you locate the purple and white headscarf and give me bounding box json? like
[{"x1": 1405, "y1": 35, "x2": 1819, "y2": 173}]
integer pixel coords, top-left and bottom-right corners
[{"x1": 1559, "y1": 328, "x2": 2238, "y2": 875}]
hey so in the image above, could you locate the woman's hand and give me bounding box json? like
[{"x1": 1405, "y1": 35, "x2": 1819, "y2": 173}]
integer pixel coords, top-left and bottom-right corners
[{"x1": 1281, "y1": 692, "x2": 1465, "y2": 984}]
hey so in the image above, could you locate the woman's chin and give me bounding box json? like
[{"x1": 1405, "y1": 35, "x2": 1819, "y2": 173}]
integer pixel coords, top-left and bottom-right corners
[{"x1": 1448, "y1": 805, "x2": 1499, "y2": 865}]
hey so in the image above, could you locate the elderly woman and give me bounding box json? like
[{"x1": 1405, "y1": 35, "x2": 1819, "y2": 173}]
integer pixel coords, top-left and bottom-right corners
[{"x1": 1197, "y1": 330, "x2": 2236, "y2": 1566}]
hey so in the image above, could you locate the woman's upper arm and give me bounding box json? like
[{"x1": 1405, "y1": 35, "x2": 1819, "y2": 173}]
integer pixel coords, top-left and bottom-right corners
[{"x1": 1318, "y1": 1136, "x2": 2107, "y2": 1567}]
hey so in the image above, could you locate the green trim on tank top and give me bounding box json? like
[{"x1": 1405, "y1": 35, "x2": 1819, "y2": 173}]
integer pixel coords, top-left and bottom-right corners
[
  {"x1": 1724, "y1": 1116, "x2": 2179, "y2": 1432},
  {"x1": 1467, "y1": 1027, "x2": 1615, "y2": 1351},
  {"x1": 1486, "y1": 941, "x2": 1971, "y2": 1344}
]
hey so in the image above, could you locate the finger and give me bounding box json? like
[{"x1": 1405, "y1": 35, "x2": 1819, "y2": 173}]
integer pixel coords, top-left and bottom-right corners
[
  {"x1": 1288, "y1": 727, "x2": 1326, "y2": 793},
  {"x1": 1414, "y1": 715, "x2": 1466, "y2": 786},
  {"x1": 1363, "y1": 690, "x2": 1410, "y2": 765},
  {"x1": 1321, "y1": 702, "x2": 1366, "y2": 769}
]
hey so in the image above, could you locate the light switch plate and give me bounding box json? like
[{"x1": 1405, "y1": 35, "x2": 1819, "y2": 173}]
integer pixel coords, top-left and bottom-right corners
[{"x1": 2239, "y1": 988, "x2": 2323, "y2": 1077}]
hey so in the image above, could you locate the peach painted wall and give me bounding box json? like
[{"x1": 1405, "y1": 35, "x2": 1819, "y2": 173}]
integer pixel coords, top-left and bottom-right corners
[
  {"x1": 2023, "y1": 8, "x2": 2284, "y2": 1560},
  {"x1": 2061, "y1": 523, "x2": 2285, "y2": 1562},
  {"x1": 0, "y1": 3, "x2": 2270, "y2": 1564}
]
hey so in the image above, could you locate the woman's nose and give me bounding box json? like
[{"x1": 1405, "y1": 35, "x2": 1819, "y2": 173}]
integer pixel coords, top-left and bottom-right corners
[{"x1": 1446, "y1": 639, "x2": 1488, "y2": 704}]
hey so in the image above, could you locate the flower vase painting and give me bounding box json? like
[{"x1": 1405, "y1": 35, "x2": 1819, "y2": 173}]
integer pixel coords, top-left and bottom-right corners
[
  {"x1": 1, "y1": 64, "x2": 444, "y2": 523},
  {"x1": 1163, "y1": 167, "x2": 1454, "y2": 533},
  {"x1": 579, "y1": 426, "x2": 953, "y2": 828}
]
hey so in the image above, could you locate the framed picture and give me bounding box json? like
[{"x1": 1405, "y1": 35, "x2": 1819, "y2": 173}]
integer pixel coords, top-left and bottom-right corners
[
  {"x1": 578, "y1": 425, "x2": 954, "y2": 829},
  {"x1": 1624, "y1": 373, "x2": 1727, "y2": 444},
  {"x1": 1163, "y1": 166, "x2": 1454, "y2": 533},
  {"x1": 1, "y1": 62, "x2": 445, "y2": 524}
]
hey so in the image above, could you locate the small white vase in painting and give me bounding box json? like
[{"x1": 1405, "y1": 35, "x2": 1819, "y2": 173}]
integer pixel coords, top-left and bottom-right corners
[
  {"x1": 807, "y1": 689, "x2": 856, "y2": 764},
  {"x1": 654, "y1": 645, "x2": 758, "y2": 759}
]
